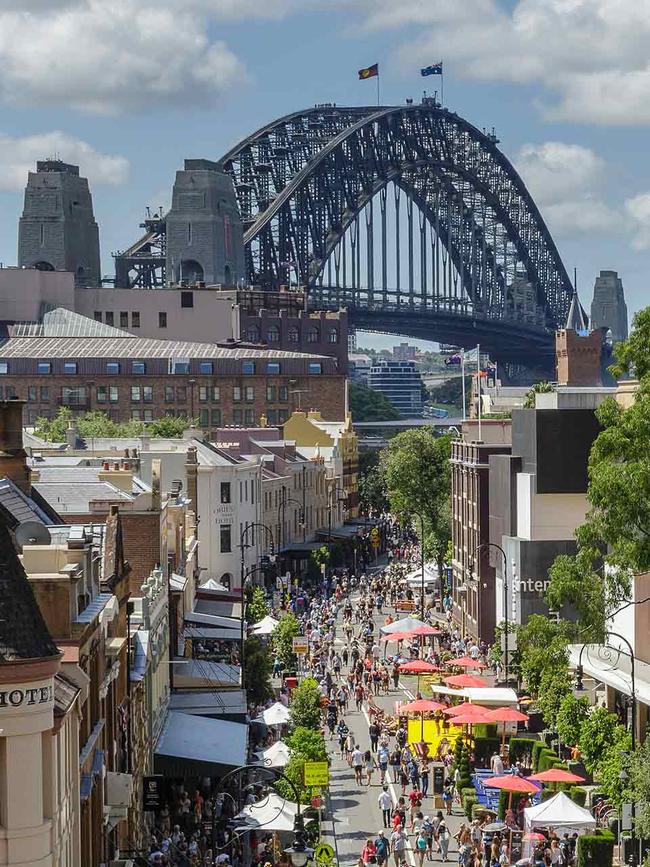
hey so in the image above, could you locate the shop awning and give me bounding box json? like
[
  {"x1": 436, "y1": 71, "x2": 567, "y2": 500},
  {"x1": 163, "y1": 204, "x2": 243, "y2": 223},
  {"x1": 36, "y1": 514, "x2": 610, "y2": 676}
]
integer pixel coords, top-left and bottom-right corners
[
  {"x1": 169, "y1": 689, "x2": 247, "y2": 719},
  {"x1": 171, "y1": 659, "x2": 241, "y2": 689},
  {"x1": 181, "y1": 626, "x2": 241, "y2": 641},
  {"x1": 280, "y1": 540, "x2": 325, "y2": 554},
  {"x1": 194, "y1": 599, "x2": 242, "y2": 620},
  {"x1": 568, "y1": 643, "x2": 649, "y2": 703},
  {"x1": 234, "y1": 791, "x2": 305, "y2": 833},
  {"x1": 184, "y1": 610, "x2": 241, "y2": 632},
  {"x1": 155, "y1": 710, "x2": 248, "y2": 777}
]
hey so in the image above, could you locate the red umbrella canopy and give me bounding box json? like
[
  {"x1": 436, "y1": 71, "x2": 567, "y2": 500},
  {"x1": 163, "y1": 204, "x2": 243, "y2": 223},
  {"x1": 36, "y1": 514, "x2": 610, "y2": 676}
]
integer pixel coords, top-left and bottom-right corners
[
  {"x1": 523, "y1": 832, "x2": 547, "y2": 842},
  {"x1": 529, "y1": 769, "x2": 586, "y2": 784},
  {"x1": 485, "y1": 706, "x2": 530, "y2": 723},
  {"x1": 406, "y1": 624, "x2": 441, "y2": 637},
  {"x1": 399, "y1": 699, "x2": 446, "y2": 714},
  {"x1": 443, "y1": 703, "x2": 490, "y2": 717},
  {"x1": 444, "y1": 674, "x2": 489, "y2": 688},
  {"x1": 399, "y1": 659, "x2": 439, "y2": 673},
  {"x1": 381, "y1": 631, "x2": 415, "y2": 642},
  {"x1": 484, "y1": 775, "x2": 541, "y2": 794},
  {"x1": 448, "y1": 708, "x2": 493, "y2": 725},
  {"x1": 446, "y1": 656, "x2": 487, "y2": 669}
]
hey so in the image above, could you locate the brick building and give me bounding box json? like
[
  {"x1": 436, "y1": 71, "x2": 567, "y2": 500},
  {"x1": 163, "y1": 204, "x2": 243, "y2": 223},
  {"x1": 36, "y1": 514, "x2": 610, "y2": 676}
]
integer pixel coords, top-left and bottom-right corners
[{"x1": 0, "y1": 310, "x2": 345, "y2": 435}]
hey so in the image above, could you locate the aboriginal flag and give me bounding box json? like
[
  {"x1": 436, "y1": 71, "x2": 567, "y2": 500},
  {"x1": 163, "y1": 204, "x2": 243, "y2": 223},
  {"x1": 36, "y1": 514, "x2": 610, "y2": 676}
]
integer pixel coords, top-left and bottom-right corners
[{"x1": 358, "y1": 63, "x2": 379, "y2": 80}]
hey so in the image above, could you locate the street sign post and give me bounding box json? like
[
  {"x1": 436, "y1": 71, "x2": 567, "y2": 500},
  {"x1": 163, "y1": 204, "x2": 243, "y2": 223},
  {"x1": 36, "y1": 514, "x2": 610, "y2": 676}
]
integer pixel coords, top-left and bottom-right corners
[
  {"x1": 304, "y1": 761, "x2": 330, "y2": 787},
  {"x1": 292, "y1": 636, "x2": 309, "y2": 655},
  {"x1": 314, "y1": 843, "x2": 335, "y2": 867}
]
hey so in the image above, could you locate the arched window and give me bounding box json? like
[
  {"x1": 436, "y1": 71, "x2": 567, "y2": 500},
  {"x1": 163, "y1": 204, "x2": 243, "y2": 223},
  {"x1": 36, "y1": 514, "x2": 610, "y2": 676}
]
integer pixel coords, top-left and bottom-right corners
[
  {"x1": 179, "y1": 259, "x2": 204, "y2": 283},
  {"x1": 245, "y1": 325, "x2": 260, "y2": 342},
  {"x1": 328, "y1": 328, "x2": 338, "y2": 344},
  {"x1": 32, "y1": 261, "x2": 54, "y2": 272},
  {"x1": 307, "y1": 326, "x2": 319, "y2": 343},
  {"x1": 267, "y1": 325, "x2": 280, "y2": 343},
  {"x1": 288, "y1": 327, "x2": 299, "y2": 343},
  {"x1": 220, "y1": 573, "x2": 232, "y2": 590}
]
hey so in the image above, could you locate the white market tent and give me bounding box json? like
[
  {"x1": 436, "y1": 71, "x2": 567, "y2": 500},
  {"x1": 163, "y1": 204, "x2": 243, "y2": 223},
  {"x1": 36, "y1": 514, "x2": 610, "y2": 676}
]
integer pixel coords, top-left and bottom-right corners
[
  {"x1": 524, "y1": 792, "x2": 596, "y2": 836},
  {"x1": 381, "y1": 616, "x2": 425, "y2": 634},
  {"x1": 258, "y1": 701, "x2": 291, "y2": 727},
  {"x1": 250, "y1": 615, "x2": 280, "y2": 636},
  {"x1": 255, "y1": 740, "x2": 290, "y2": 768},
  {"x1": 235, "y1": 792, "x2": 303, "y2": 833},
  {"x1": 461, "y1": 687, "x2": 519, "y2": 706}
]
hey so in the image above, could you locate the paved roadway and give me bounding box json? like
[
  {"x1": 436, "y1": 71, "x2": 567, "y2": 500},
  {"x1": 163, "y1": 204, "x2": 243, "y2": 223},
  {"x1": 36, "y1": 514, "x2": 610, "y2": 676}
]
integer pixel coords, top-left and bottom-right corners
[{"x1": 319, "y1": 599, "x2": 466, "y2": 867}]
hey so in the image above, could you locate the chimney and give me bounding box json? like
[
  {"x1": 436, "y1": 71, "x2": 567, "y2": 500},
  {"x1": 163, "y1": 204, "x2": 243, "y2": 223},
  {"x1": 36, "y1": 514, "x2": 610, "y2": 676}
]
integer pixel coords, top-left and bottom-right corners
[
  {"x1": 0, "y1": 400, "x2": 30, "y2": 494},
  {"x1": 150, "y1": 458, "x2": 161, "y2": 511},
  {"x1": 186, "y1": 446, "x2": 198, "y2": 510},
  {"x1": 65, "y1": 419, "x2": 77, "y2": 448},
  {"x1": 98, "y1": 462, "x2": 134, "y2": 493}
]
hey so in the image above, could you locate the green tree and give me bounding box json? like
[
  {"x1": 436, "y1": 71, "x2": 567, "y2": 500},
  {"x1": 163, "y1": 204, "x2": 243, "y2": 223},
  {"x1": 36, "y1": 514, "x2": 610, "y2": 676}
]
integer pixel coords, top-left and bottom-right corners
[
  {"x1": 288, "y1": 677, "x2": 323, "y2": 731},
  {"x1": 629, "y1": 737, "x2": 650, "y2": 838},
  {"x1": 34, "y1": 407, "x2": 196, "y2": 443},
  {"x1": 245, "y1": 587, "x2": 269, "y2": 625},
  {"x1": 380, "y1": 430, "x2": 451, "y2": 571},
  {"x1": 358, "y1": 451, "x2": 388, "y2": 514},
  {"x1": 556, "y1": 693, "x2": 590, "y2": 748},
  {"x1": 429, "y1": 375, "x2": 472, "y2": 411},
  {"x1": 515, "y1": 615, "x2": 573, "y2": 698},
  {"x1": 349, "y1": 382, "x2": 401, "y2": 421},
  {"x1": 578, "y1": 706, "x2": 628, "y2": 774},
  {"x1": 271, "y1": 613, "x2": 300, "y2": 669},
  {"x1": 274, "y1": 726, "x2": 328, "y2": 805},
  {"x1": 536, "y1": 666, "x2": 573, "y2": 731},
  {"x1": 243, "y1": 636, "x2": 273, "y2": 705}
]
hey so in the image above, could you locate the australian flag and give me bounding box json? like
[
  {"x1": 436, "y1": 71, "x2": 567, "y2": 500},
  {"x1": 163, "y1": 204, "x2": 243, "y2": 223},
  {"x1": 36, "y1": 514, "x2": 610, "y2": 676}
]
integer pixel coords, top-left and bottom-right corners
[{"x1": 421, "y1": 62, "x2": 443, "y2": 76}]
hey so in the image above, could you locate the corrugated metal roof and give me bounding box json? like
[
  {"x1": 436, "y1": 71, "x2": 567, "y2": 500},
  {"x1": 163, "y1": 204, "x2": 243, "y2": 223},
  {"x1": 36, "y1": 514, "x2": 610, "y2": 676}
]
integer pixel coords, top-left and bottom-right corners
[{"x1": 0, "y1": 335, "x2": 329, "y2": 361}]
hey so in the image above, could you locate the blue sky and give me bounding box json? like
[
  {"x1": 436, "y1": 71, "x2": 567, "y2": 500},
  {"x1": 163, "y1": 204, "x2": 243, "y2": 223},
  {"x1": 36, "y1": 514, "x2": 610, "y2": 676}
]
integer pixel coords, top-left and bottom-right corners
[{"x1": 0, "y1": 0, "x2": 648, "y2": 348}]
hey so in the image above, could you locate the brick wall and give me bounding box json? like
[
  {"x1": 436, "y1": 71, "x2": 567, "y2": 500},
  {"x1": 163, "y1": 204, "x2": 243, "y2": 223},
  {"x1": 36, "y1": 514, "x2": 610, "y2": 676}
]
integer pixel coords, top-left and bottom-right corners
[
  {"x1": 119, "y1": 511, "x2": 163, "y2": 597},
  {"x1": 555, "y1": 329, "x2": 602, "y2": 387}
]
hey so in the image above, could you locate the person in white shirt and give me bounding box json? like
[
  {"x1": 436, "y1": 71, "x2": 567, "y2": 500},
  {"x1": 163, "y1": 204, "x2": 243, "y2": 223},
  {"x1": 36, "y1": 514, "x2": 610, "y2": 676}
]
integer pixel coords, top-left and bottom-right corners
[
  {"x1": 490, "y1": 751, "x2": 504, "y2": 775},
  {"x1": 378, "y1": 786, "x2": 394, "y2": 828},
  {"x1": 352, "y1": 746, "x2": 364, "y2": 784}
]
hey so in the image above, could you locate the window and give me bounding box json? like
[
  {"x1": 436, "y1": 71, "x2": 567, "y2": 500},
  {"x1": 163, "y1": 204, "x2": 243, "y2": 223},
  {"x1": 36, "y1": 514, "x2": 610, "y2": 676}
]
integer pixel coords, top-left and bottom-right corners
[
  {"x1": 131, "y1": 312, "x2": 140, "y2": 328},
  {"x1": 0, "y1": 363, "x2": 7, "y2": 375},
  {"x1": 266, "y1": 385, "x2": 276, "y2": 402},
  {"x1": 199, "y1": 386, "x2": 208, "y2": 402},
  {"x1": 288, "y1": 327, "x2": 299, "y2": 343},
  {"x1": 211, "y1": 408, "x2": 221, "y2": 426},
  {"x1": 244, "y1": 386, "x2": 254, "y2": 402},
  {"x1": 266, "y1": 362, "x2": 280, "y2": 374},
  {"x1": 212, "y1": 386, "x2": 220, "y2": 402},
  {"x1": 172, "y1": 360, "x2": 190, "y2": 374},
  {"x1": 220, "y1": 524, "x2": 232, "y2": 553},
  {"x1": 63, "y1": 362, "x2": 78, "y2": 375},
  {"x1": 181, "y1": 291, "x2": 194, "y2": 308},
  {"x1": 159, "y1": 312, "x2": 167, "y2": 328},
  {"x1": 233, "y1": 409, "x2": 243, "y2": 425},
  {"x1": 142, "y1": 409, "x2": 153, "y2": 422},
  {"x1": 96, "y1": 385, "x2": 108, "y2": 403},
  {"x1": 307, "y1": 326, "x2": 319, "y2": 343},
  {"x1": 176, "y1": 386, "x2": 187, "y2": 402},
  {"x1": 27, "y1": 386, "x2": 37, "y2": 402},
  {"x1": 4, "y1": 385, "x2": 15, "y2": 400},
  {"x1": 165, "y1": 386, "x2": 175, "y2": 402},
  {"x1": 199, "y1": 361, "x2": 213, "y2": 375},
  {"x1": 109, "y1": 386, "x2": 118, "y2": 403},
  {"x1": 131, "y1": 409, "x2": 141, "y2": 420},
  {"x1": 245, "y1": 326, "x2": 260, "y2": 342},
  {"x1": 131, "y1": 386, "x2": 141, "y2": 402},
  {"x1": 40, "y1": 386, "x2": 50, "y2": 402},
  {"x1": 309, "y1": 362, "x2": 322, "y2": 374},
  {"x1": 94, "y1": 311, "x2": 102, "y2": 322},
  {"x1": 328, "y1": 328, "x2": 339, "y2": 344},
  {"x1": 242, "y1": 361, "x2": 255, "y2": 375},
  {"x1": 132, "y1": 362, "x2": 145, "y2": 374},
  {"x1": 233, "y1": 386, "x2": 242, "y2": 402},
  {"x1": 267, "y1": 325, "x2": 280, "y2": 343},
  {"x1": 278, "y1": 408, "x2": 289, "y2": 423},
  {"x1": 199, "y1": 408, "x2": 209, "y2": 426},
  {"x1": 61, "y1": 386, "x2": 87, "y2": 406},
  {"x1": 143, "y1": 386, "x2": 153, "y2": 403},
  {"x1": 120, "y1": 311, "x2": 128, "y2": 328},
  {"x1": 221, "y1": 482, "x2": 231, "y2": 504},
  {"x1": 37, "y1": 362, "x2": 51, "y2": 374},
  {"x1": 244, "y1": 409, "x2": 254, "y2": 425},
  {"x1": 106, "y1": 362, "x2": 120, "y2": 374},
  {"x1": 105, "y1": 311, "x2": 114, "y2": 326},
  {"x1": 267, "y1": 409, "x2": 278, "y2": 425},
  {"x1": 278, "y1": 385, "x2": 288, "y2": 401}
]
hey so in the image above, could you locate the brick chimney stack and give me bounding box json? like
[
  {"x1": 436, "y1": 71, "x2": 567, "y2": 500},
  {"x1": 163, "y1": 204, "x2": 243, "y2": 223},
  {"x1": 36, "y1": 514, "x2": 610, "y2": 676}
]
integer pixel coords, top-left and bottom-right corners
[
  {"x1": 0, "y1": 400, "x2": 30, "y2": 494},
  {"x1": 555, "y1": 328, "x2": 603, "y2": 386}
]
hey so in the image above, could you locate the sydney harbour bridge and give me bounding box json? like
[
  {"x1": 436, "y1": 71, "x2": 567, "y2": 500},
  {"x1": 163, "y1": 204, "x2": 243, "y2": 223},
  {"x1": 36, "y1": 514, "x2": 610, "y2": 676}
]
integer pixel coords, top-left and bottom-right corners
[{"x1": 120, "y1": 101, "x2": 575, "y2": 366}]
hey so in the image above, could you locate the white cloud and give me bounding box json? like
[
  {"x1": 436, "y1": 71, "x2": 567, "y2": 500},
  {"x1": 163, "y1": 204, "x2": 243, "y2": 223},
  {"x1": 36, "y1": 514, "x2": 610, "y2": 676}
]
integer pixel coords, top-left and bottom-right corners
[
  {"x1": 0, "y1": 131, "x2": 129, "y2": 190},
  {"x1": 358, "y1": 0, "x2": 650, "y2": 126},
  {"x1": 624, "y1": 193, "x2": 650, "y2": 250},
  {"x1": 514, "y1": 141, "x2": 616, "y2": 236},
  {"x1": 0, "y1": 0, "x2": 245, "y2": 114}
]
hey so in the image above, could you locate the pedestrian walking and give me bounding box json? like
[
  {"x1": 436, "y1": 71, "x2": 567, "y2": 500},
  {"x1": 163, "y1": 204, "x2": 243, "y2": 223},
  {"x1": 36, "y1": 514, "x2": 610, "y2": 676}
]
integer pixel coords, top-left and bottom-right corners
[
  {"x1": 374, "y1": 831, "x2": 389, "y2": 867},
  {"x1": 352, "y1": 745, "x2": 364, "y2": 785},
  {"x1": 364, "y1": 749, "x2": 375, "y2": 786},
  {"x1": 377, "y1": 786, "x2": 393, "y2": 829},
  {"x1": 389, "y1": 825, "x2": 407, "y2": 867}
]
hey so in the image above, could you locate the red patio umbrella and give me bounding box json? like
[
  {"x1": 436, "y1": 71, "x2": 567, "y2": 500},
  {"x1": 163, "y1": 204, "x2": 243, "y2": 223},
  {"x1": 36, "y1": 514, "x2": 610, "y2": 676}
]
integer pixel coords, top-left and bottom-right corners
[
  {"x1": 444, "y1": 674, "x2": 489, "y2": 688},
  {"x1": 484, "y1": 775, "x2": 540, "y2": 794},
  {"x1": 406, "y1": 624, "x2": 441, "y2": 637},
  {"x1": 523, "y1": 832, "x2": 547, "y2": 843},
  {"x1": 529, "y1": 769, "x2": 586, "y2": 784},
  {"x1": 443, "y1": 703, "x2": 489, "y2": 717},
  {"x1": 399, "y1": 660, "x2": 440, "y2": 674},
  {"x1": 446, "y1": 706, "x2": 493, "y2": 725},
  {"x1": 485, "y1": 707, "x2": 530, "y2": 723},
  {"x1": 446, "y1": 656, "x2": 487, "y2": 669},
  {"x1": 399, "y1": 698, "x2": 446, "y2": 742}
]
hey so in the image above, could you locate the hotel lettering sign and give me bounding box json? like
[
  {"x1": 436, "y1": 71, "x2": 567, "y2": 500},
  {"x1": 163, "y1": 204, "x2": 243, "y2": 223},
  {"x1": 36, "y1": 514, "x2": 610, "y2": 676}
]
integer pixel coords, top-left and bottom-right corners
[{"x1": 0, "y1": 683, "x2": 54, "y2": 710}]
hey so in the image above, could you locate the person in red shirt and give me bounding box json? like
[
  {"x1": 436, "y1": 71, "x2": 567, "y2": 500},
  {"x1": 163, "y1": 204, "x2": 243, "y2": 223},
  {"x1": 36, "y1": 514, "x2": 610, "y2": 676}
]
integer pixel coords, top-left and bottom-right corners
[{"x1": 408, "y1": 788, "x2": 423, "y2": 829}]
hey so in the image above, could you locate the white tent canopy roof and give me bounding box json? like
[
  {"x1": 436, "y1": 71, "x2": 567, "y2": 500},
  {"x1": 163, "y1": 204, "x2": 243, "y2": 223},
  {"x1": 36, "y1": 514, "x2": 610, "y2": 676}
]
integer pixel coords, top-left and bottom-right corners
[
  {"x1": 255, "y1": 740, "x2": 290, "y2": 768},
  {"x1": 524, "y1": 792, "x2": 596, "y2": 830},
  {"x1": 381, "y1": 616, "x2": 425, "y2": 634},
  {"x1": 257, "y1": 701, "x2": 291, "y2": 726},
  {"x1": 235, "y1": 791, "x2": 303, "y2": 833},
  {"x1": 250, "y1": 615, "x2": 280, "y2": 636},
  {"x1": 461, "y1": 687, "x2": 519, "y2": 705}
]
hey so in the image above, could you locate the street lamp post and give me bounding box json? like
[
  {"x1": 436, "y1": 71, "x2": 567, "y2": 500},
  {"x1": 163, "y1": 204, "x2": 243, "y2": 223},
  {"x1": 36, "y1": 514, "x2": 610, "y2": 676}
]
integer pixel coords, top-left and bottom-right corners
[
  {"x1": 327, "y1": 485, "x2": 348, "y2": 584},
  {"x1": 576, "y1": 632, "x2": 637, "y2": 865},
  {"x1": 472, "y1": 542, "x2": 509, "y2": 683},
  {"x1": 211, "y1": 762, "x2": 313, "y2": 866}
]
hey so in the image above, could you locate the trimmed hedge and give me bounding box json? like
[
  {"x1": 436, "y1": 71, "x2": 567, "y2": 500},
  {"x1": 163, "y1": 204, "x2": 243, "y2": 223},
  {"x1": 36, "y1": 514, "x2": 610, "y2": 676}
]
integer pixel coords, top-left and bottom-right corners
[
  {"x1": 509, "y1": 737, "x2": 537, "y2": 768},
  {"x1": 474, "y1": 736, "x2": 501, "y2": 765},
  {"x1": 540, "y1": 789, "x2": 556, "y2": 802},
  {"x1": 538, "y1": 750, "x2": 561, "y2": 772},
  {"x1": 570, "y1": 787, "x2": 587, "y2": 807},
  {"x1": 577, "y1": 830, "x2": 615, "y2": 867},
  {"x1": 463, "y1": 794, "x2": 478, "y2": 819}
]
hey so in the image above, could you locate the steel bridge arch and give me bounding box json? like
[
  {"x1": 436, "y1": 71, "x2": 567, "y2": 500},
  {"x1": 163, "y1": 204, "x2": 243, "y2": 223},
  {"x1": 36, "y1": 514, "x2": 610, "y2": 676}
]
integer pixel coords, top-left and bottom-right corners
[{"x1": 218, "y1": 104, "x2": 574, "y2": 332}]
